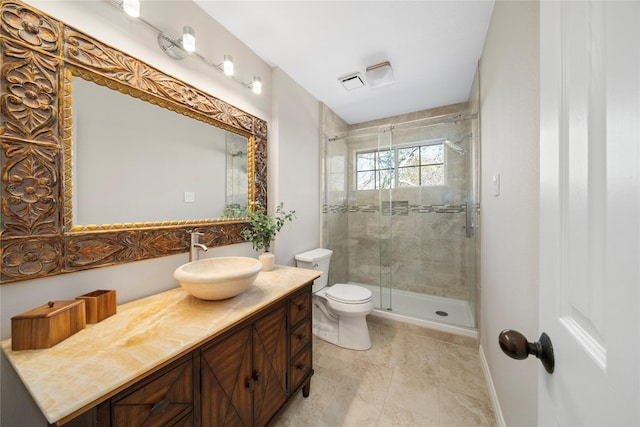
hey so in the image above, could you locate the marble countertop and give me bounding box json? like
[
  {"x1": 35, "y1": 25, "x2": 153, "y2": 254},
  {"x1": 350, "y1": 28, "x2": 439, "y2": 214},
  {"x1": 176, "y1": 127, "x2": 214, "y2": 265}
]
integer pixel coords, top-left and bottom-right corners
[{"x1": 1, "y1": 266, "x2": 320, "y2": 425}]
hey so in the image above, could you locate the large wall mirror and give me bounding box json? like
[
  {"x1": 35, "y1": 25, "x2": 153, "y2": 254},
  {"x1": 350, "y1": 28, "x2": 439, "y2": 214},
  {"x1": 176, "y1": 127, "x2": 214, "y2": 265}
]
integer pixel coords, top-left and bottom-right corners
[
  {"x1": 70, "y1": 76, "x2": 249, "y2": 227},
  {"x1": 0, "y1": 0, "x2": 268, "y2": 283}
]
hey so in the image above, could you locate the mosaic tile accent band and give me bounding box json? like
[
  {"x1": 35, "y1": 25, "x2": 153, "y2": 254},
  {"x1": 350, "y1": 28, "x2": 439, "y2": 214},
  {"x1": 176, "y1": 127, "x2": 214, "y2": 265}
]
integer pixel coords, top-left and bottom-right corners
[{"x1": 323, "y1": 202, "x2": 480, "y2": 215}]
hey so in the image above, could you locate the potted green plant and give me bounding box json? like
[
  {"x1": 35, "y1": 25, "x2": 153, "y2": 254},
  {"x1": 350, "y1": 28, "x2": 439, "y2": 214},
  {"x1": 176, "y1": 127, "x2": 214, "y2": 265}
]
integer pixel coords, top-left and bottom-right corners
[{"x1": 241, "y1": 202, "x2": 295, "y2": 271}]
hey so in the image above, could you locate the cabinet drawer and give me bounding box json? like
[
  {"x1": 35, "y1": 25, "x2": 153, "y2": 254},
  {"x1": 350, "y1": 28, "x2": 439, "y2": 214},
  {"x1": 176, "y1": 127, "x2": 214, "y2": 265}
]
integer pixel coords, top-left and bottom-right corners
[
  {"x1": 290, "y1": 348, "x2": 312, "y2": 392},
  {"x1": 111, "y1": 359, "x2": 193, "y2": 427},
  {"x1": 289, "y1": 289, "x2": 311, "y2": 326},
  {"x1": 290, "y1": 319, "x2": 311, "y2": 357}
]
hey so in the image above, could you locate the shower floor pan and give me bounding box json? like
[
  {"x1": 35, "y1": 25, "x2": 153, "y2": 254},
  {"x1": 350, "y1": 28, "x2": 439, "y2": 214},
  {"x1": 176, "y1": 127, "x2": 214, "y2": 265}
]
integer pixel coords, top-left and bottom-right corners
[{"x1": 351, "y1": 282, "x2": 476, "y2": 334}]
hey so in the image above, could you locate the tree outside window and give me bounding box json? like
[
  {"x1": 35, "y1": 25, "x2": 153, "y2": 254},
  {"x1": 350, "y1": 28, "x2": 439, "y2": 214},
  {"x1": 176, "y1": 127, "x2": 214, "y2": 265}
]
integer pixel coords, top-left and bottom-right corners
[{"x1": 356, "y1": 142, "x2": 444, "y2": 190}]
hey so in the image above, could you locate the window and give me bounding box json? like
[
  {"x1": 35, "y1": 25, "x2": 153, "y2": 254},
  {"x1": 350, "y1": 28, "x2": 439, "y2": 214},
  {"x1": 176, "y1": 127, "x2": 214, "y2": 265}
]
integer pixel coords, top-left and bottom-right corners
[{"x1": 356, "y1": 142, "x2": 444, "y2": 190}]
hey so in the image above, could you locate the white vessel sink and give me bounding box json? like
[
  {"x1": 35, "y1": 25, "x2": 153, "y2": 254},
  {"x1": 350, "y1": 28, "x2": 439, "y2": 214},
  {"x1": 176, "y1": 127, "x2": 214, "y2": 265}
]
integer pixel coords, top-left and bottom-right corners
[{"x1": 173, "y1": 257, "x2": 263, "y2": 300}]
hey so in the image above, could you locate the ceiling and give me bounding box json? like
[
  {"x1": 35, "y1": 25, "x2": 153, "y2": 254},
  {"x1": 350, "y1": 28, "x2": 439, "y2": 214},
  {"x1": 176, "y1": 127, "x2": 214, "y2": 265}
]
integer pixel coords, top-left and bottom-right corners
[{"x1": 195, "y1": 1, "x2": 495, "y2": 125}]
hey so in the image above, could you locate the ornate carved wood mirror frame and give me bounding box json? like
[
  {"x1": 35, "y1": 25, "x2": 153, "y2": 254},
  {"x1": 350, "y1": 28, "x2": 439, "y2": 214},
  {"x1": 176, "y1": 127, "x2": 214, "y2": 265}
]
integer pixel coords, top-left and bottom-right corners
[{"x1": 0, "y1": 0, "x2": 268, "y2": 283}]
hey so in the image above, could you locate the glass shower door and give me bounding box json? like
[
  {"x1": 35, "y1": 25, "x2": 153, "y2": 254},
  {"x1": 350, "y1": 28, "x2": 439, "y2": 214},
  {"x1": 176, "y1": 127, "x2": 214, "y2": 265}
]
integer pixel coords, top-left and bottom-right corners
[
  {"x1": 323, "y1": 111, "x2": 479, "y2": 330},
  {"x1": 377, "y1": 127, "x2": 393, "y2": 312},
  {"x1": 383, "y1": 118, "x2": 478, "y2": 328}
]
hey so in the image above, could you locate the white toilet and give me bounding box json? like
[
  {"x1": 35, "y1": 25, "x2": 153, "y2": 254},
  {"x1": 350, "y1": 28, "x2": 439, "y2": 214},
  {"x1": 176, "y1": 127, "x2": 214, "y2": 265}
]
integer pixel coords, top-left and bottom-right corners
[{"x1": 295, "y1": 248, "x2": 374, "y2": 350}]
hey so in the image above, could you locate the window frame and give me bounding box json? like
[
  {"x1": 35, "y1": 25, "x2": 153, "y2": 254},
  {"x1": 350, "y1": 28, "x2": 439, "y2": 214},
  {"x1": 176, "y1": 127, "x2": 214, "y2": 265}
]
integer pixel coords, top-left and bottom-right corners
[{"x1": 354, "y1": 139, "x2": 446, "y2": 191}]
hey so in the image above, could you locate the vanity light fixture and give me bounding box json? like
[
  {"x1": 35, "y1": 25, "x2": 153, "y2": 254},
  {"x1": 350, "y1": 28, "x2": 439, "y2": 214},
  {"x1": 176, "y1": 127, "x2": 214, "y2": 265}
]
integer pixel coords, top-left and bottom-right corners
[
  {"x1": 157, "y1": 32, "x2": 188, "y2": 60},
  {"x1": 251, "y1": 76, "x2": 262, "y2": 95},
  {"x1": 222, "y1": 55, "x2": 234, "y2": 76},
  {"x1": 108, "y1": 0, "x2": 262, "y2": 94},
  {"x1": 182, "y1": 26, "x2": 196, "y2": 53},
  {"x1": 122, "y1": 0, "x2": 140, "y2": 18}
]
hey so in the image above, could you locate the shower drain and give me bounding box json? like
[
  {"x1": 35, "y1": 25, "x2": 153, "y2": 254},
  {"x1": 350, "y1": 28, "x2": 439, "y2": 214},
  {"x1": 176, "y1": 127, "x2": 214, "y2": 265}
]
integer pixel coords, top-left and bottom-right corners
[{"x1": 435, "y1": 310, "x2": 449, "y2": 317}]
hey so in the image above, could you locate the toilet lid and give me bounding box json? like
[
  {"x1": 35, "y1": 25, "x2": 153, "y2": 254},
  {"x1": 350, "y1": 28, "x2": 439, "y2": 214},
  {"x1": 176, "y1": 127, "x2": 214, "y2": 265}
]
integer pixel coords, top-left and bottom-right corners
[{"x1": 325, "y1": 284, "x2": 372, "y2": 304}]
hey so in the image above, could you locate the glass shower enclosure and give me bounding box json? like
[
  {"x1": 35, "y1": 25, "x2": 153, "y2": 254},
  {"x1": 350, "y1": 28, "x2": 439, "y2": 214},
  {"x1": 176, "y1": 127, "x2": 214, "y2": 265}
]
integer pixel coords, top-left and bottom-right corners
[{"x1": 322, "y1": 111, "x2": 479, "y2": 330}]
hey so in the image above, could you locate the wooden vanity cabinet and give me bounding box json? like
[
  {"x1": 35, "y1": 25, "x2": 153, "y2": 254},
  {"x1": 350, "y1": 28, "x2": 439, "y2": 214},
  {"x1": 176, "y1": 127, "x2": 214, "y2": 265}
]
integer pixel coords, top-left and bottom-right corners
[
  {"x1": 200, "y1": 303, "x2": 287, "y2": 427},
  {"x1": 94, "y1": 282, "x2": 313, "y2": 427}
]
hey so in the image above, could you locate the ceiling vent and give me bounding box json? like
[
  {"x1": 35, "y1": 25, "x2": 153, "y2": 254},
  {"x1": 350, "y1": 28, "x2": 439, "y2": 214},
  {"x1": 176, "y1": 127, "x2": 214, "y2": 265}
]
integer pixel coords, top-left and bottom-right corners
[
  {"x1": 365, "y1": 61, "x2": 395, "y2": 88},
  {"x1": 338, "y1": 72, "x2": 365, "y2": 90}
]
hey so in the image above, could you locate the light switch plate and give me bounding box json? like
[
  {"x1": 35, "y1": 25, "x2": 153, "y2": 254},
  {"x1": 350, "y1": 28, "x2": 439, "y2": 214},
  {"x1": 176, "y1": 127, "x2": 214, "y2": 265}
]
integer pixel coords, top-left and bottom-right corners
[
  {"x1": 184, "y1": 191, "x2": 195, "y2": 203},
  {"x1": 493, "y1": 174, "x2": 500, "y2": 197}
]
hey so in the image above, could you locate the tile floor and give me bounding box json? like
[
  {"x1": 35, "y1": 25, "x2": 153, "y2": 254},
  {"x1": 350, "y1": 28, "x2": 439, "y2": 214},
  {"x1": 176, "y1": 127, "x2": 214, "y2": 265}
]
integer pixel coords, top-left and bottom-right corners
[{"x1": 271, "y1": 316, "x2": 496, "y2": 426}]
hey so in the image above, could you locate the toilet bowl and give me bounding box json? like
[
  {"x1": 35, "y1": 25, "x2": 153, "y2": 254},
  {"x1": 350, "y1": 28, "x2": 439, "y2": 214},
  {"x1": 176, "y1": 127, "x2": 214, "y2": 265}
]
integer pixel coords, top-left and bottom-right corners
[{"x1": 295, "y1": 249, "x2": 374, "y2": 350}]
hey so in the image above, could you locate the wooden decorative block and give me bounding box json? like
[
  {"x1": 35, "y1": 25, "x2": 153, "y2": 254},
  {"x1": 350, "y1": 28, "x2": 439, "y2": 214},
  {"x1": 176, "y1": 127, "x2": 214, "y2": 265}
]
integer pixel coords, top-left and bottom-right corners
[
  {"x1": 11, "y1": 300, "x2": 86, "y2": 351},
  {"x1": 76, "y1": 290, "x2": 117, "y2": 324}
]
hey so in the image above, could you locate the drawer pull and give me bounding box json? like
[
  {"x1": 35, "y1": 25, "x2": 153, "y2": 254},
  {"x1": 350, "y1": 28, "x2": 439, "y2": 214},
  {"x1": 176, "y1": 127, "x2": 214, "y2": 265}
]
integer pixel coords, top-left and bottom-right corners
[
  {"x1": 150, "y1": 396, "x2": 171, "y2": 416},
  {"x1": 253, "y1": 371, "x2": 262, "y2": 383},
  {"x1": 295, "y1": 333, "x2": 306, "y2": 341},
  {"x1": 247, "y1": 377, "x2": 255, "y2": 390},
  {"x1": 298, "y1": 304, "x2": 307, "y2": 311},
  {"x1": 296, "y1": 363, "x2": 306, "y2": 371}
]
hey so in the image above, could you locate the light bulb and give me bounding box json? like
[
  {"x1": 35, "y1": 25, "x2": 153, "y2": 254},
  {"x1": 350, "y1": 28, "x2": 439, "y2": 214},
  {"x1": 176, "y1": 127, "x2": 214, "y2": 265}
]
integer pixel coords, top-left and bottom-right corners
[
  {"x1": 252, "y1": 76, "x2": 262, "y2": 95},
  {"x1": 223, "y1": 55, "x2": 234, "y2": 76},
  {"x1": 182, "y1": 26, "x2": 195, "y2": 53},
  {"x1": 122, "y1": 0, "x2": 140, "y2": 17}
]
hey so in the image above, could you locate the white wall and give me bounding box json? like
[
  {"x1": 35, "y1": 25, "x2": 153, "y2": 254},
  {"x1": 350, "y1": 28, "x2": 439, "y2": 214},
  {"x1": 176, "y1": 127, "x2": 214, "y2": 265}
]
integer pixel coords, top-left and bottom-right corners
[
  {"x1": 270, "y1": 68, "x2": 322, "y2": 265},
  {"x1": 1, "y1": 2, "x2": 321, "y2": 425},
  {"x1": 479, "y1": 1, "x2": 540, "y2": 426}
]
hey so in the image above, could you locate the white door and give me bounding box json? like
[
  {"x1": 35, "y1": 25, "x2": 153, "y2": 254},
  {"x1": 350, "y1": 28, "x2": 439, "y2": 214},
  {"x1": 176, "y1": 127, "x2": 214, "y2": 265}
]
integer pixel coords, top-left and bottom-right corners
[{"x1": 539, "y1": 1, "x2": 640, "y2": 425}]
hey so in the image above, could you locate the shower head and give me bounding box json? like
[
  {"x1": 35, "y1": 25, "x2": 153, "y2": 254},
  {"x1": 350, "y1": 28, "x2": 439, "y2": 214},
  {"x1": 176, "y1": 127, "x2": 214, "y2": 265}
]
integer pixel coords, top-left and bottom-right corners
[{"x1": 444, "y1": 134, "x2": 471, "y2": 156}]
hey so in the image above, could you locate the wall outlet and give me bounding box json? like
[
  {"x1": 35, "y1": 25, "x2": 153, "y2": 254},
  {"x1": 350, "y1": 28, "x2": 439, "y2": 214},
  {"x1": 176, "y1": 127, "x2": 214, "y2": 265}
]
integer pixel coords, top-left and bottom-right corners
[{"x1": 184, "y1": 191, "x2": 195, "y2": 203}]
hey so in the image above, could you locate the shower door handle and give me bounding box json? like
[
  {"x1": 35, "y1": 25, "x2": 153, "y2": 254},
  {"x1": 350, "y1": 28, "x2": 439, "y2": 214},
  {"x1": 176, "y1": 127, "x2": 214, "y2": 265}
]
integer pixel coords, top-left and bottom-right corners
[{"x1": 464, "y1": 201, "x2": 475, "y2": 238}]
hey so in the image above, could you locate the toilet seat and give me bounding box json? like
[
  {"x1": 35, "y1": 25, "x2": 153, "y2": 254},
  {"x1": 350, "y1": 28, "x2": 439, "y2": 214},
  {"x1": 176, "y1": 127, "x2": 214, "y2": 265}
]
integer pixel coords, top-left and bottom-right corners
[{"x1": 325, "y1": 284, "x2": 372, "y2": 304}]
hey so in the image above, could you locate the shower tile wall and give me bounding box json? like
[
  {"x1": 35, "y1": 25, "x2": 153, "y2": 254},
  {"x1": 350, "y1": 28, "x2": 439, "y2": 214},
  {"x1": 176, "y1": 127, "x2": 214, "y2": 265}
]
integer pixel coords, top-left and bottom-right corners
[{"x1": 325, "y1": 104, "x2": 475, "y2": 303}]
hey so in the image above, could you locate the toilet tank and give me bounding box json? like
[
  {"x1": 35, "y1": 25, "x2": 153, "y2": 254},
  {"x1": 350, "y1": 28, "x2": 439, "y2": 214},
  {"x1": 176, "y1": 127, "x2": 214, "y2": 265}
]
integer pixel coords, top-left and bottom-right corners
[{"x1": 295, "y1": 248, "x2": 332, "y2": 292}]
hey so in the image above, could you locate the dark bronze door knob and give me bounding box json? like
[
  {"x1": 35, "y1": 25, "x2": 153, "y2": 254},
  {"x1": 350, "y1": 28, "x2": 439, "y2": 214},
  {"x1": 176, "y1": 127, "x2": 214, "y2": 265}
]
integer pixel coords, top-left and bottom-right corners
[{"x1": 499, "y1": 329, "x2": 555, "y2": 374}]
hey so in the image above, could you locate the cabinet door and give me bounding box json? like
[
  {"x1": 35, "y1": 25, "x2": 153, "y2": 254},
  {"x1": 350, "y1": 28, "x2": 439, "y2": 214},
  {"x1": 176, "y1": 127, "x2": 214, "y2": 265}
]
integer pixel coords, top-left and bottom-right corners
[
  {"x1": 201, "y1": 326, "x2": 253, "y2": 427},
  {"x1": 252, "y1": 305, "x2": 287, "y2": 427}
]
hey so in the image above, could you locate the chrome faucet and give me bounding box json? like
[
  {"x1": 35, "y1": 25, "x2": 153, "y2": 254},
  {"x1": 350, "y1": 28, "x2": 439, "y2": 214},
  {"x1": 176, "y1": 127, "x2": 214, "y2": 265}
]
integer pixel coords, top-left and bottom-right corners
[{"x1": 189, "y1": 231, "x2": 208, "y2": 262}]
